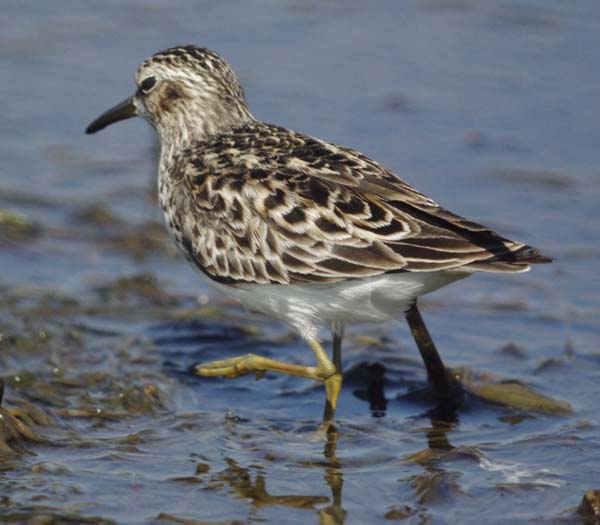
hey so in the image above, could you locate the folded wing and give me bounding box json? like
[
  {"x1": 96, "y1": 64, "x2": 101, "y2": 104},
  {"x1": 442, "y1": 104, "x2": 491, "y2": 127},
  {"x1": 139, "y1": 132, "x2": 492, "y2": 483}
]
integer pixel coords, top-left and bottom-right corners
[{"x1": 176, "y1": 123, "x2": 551, "y2": 285}]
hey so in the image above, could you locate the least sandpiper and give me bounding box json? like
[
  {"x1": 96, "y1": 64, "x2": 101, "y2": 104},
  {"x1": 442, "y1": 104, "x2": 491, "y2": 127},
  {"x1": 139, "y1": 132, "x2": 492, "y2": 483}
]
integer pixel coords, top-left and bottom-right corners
[{"x1": 86, "y1": 45, "x2": 551, "y2": 422}]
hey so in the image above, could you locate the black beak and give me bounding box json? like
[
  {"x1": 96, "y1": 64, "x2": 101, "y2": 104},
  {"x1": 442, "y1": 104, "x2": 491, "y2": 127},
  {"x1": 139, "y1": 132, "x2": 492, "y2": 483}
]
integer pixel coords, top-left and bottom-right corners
[{"x1": 85, "y1": 96, "x2": 137, "y2": 134}]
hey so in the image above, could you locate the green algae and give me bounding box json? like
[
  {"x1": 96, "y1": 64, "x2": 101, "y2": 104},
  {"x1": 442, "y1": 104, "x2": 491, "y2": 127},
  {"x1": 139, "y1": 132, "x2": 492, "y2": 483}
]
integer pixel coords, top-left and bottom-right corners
[{"x1": 455, "y1": 368, "x2": 573, "y2": 415}]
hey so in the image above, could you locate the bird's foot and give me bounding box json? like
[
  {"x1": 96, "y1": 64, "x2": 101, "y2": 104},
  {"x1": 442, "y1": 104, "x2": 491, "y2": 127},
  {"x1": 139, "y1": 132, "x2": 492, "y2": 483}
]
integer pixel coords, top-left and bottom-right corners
[
  {"x1": 193, "y1": 353, "x2": 323, "y2": 382},
  {"x1": 194, "y1": 353, "x2": 265, "y2": 379},
  {"x1": 193, "y1": 345, "x2": 344, "y2": 426}
]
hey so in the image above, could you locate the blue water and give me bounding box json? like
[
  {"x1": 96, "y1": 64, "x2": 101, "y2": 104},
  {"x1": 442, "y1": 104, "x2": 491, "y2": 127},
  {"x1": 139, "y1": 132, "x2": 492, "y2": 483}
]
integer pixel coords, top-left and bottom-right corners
[{"x1": 1, "y1": 1, "x2": 599, "y2": 524}]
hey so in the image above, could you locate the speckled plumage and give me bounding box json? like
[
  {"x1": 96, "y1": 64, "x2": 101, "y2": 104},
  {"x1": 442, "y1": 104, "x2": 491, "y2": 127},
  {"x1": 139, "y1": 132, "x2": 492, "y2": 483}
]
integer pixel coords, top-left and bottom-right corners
[
  {"x1": 87, "y1": 45, "x2": 551, "y2": 420},
  {"x1": 160, "y1": 120, "x2": 548, "y2": 287}
]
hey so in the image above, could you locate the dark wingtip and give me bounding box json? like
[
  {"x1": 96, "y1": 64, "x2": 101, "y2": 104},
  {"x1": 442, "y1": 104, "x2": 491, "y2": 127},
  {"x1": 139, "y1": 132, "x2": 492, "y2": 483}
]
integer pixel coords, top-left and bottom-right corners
[
  {"x1": 514, "y1": 246, "x2": 553, "y2": 264},
  {"x1": 531, "y1": 254, "x2": 553, "y2": 264}
]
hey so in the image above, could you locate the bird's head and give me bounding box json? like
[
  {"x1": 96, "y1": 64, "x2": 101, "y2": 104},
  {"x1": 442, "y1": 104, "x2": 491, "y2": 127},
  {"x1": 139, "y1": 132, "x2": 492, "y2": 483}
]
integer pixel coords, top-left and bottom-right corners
[{"x1": 86, "y1": 45, "x2": 252, "y2": 145}]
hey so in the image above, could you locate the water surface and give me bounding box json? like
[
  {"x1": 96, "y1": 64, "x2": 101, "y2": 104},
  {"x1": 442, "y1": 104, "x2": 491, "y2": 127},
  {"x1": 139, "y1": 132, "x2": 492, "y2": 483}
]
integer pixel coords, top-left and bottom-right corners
[{"x1": 1, "y1": 2, "x2": 599, "y2": 524}]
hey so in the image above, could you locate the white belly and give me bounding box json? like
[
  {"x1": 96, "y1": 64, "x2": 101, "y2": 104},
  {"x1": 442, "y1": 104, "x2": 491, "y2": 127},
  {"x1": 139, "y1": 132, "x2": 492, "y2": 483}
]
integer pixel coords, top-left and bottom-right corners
[{"x1": 209, "y1": 271, "x2": 467, "y2": 340}]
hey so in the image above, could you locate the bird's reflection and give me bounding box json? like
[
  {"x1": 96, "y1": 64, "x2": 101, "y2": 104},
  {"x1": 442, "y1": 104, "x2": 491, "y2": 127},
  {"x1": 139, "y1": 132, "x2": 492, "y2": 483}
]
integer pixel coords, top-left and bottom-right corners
[
  {"x1": 214, "y1": 457, "x2": 329, "y2": 510},
  {"x1": 207, "y1": 361, "x2": 462, "y2": 525},
  {"x1": 353, "y1": 359, "x2": 463, "y2": 421},
  {"x1": 211, "y1": 419, "x2": 459, "y2": 524},
  {"x1": 317, "y1": 419, "x2": 459, "y2": 523},
  {"x1": 403, "y1": 417, "x2": 457, "y2": 466},
  {"x1": 353, "y1": 362, "x2": 388, "y2": 417},
  {"x1": 208, "y1": 426, "x2": 347, "y2": 523},
  {"x1": 318, "y1": 427, "x2": 346, "y2": 525},
  {"x1": 400, "y1": 417, "x2": 466, "y2": 509}
]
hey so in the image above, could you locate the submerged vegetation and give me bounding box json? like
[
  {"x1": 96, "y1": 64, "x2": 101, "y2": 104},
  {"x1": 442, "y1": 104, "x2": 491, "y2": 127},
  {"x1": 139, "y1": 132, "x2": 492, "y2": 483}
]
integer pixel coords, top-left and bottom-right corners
[{"x1": 2, "y1": 1, "x2": 600, "y2": 522}]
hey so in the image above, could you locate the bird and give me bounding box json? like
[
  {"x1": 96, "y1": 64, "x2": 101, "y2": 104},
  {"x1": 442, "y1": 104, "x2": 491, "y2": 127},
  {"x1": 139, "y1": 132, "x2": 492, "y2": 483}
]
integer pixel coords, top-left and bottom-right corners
[{"x1": 86, "y1": 45, "x2": 551, "y2": 423}]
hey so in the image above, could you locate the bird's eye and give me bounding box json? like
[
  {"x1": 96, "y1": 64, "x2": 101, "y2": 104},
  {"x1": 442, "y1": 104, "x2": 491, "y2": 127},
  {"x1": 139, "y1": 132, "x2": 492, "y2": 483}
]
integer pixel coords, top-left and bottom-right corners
[{"x1": 139, "y1": 76, "x2": 157, "y2": 94}]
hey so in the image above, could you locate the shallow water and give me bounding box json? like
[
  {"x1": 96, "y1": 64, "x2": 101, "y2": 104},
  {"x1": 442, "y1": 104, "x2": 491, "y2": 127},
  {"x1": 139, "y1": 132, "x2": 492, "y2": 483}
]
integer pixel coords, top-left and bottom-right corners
[{"x1": 1, "y1": 1, "x2": 599, "y2": 523}]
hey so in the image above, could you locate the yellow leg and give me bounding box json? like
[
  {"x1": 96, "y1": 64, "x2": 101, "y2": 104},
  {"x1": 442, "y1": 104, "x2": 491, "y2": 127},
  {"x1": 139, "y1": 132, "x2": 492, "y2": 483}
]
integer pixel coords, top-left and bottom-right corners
[
  {"x1": 323, "y1": 374, "x2": 343, "y2": 422},
  {"x1": 194, "y1": 337, "x2": 343, "y2": 423}
]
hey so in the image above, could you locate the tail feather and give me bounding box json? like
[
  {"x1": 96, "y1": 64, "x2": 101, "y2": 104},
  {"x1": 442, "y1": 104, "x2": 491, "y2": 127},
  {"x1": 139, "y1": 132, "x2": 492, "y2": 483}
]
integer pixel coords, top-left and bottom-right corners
[
  {"x1": 465, "y1": 244, "x2": 552, "y2": 273},
  {"x1": 511, "y1": 245, "x2": 553, "y2": 264}
]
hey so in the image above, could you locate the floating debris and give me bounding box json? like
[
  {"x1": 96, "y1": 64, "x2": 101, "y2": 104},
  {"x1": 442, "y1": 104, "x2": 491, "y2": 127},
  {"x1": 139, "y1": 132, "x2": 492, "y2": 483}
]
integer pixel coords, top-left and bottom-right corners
[
  {"x1": 117, "y1": 383, "x2": 166, "y2": 413},
  {"x1": 384, "y1": 505, "x2": 418, "y2": 520},
  {"x1": 577, "y1": 490, "x2": 600, "y2": 521},
  {"x1": 455, "y1": 368, "x2": 573, "y2": 415},
  {"x1": 154, "y1": 513, "x2": 244, "y2": 525},
  {"x1": 0, "y1": 379, "x2": 52, "y2": 454},
  {"x1": 0, "y1": 209, "x2": 41, "y2": 243},
  {"x1": 94, "y1": 273, "x2": 179, "y2": 308}
]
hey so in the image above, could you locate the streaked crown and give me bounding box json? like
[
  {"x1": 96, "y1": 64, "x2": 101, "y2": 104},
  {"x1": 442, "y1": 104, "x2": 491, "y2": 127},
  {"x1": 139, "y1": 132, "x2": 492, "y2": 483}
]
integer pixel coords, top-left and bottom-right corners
[{"x1": 134, "y1": 45, "x2": 252, "y2": 143}]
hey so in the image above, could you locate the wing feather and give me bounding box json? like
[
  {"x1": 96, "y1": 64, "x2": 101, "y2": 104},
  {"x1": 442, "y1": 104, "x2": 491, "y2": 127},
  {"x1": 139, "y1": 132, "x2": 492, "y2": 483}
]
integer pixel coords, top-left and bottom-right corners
[{"x1": 169, "y1": 123, "x2": 550, "y2": 285}]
